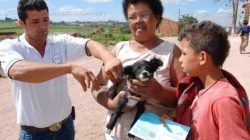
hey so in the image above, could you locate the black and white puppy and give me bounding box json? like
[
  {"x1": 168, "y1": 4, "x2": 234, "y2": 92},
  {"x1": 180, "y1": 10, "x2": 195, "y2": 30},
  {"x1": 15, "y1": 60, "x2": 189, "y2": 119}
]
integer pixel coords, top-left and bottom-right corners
[{"x1": 106, "y1": 58, "x2": 163, "y2": 135}]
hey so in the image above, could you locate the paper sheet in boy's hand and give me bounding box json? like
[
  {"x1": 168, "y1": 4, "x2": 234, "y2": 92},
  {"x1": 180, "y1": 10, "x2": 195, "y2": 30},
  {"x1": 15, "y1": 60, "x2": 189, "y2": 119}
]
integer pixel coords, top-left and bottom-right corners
[{"x1": 129, "y1": 112, "x2": 190, "y2": 140}]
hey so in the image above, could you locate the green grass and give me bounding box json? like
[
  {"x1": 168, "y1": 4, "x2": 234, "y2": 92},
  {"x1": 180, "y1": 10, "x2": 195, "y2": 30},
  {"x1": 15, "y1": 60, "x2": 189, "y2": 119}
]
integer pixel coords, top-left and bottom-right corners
[
  {"x1": 0, "y1": 21, "x2": 177, "y2": 47},
  {"x1": 0, "y1": 22, "x2": 132, "y2": 46},
  {"x1": 0, "y1": 21, "x2": 23, "y2": 34}
]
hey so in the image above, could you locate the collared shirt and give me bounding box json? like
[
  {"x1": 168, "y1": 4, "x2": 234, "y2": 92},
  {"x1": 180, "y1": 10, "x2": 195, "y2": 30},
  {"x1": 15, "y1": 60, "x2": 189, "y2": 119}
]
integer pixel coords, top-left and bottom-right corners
[
  {"x1": 0, "y1": 33, "x2": 89, "y2": 128},
  {"x1": 176, "y1": 70, "x2": 250, "y2": 139},
  {"x1": 240, "y1": 25, "x2": 250, "y2": 36},
  {"x1": 183, "y1": 78, "x2": 250, "y2": 139}
]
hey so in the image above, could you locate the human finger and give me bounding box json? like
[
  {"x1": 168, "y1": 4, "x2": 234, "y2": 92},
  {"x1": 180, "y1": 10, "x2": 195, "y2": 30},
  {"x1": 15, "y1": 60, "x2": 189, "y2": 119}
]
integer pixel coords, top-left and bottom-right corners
[
  {"x1": 108, "y1": 71, "x2": 117, "y2": 84},
  {"x1": 128, "y1": 95, "x2": 146, "y2": 101},
  {"x1": 84, "y1": 73, "x2": 91, "y2": 89},
  {"x1": 160, "y1": 114, "x2": 168, "y2": 126},
  {"x1": 90, "y1": 73, "x2": 99, "y2": 91},
  {"x1": 80, "y1": 80, "x2": 87, "y2": 91},
  {"x1": 130, "y1": 79, "x2": 146, "y2": 87},
  {"x1": 110, "y1": 69, "x2": 121, "y2": 83}
]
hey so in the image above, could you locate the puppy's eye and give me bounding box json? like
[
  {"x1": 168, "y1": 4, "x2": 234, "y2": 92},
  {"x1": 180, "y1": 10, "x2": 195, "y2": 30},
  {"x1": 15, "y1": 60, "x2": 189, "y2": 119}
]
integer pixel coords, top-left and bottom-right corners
[{"x1": 137, "y1": 66, "x2": 141, "y2": 69}]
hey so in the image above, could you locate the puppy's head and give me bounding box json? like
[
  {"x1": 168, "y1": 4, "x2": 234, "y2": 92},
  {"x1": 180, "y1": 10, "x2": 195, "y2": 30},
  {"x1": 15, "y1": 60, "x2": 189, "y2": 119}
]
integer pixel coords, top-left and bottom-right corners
[{"x1": 121, "y1": 58, "x2": 163, "y2": 81}]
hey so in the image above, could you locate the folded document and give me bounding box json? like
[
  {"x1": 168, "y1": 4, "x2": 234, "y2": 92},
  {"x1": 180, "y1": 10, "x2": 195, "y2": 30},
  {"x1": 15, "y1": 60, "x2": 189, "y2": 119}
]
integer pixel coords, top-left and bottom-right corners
[{"x1": 129, "y1": 112, "x2": 190, "y2": 140}]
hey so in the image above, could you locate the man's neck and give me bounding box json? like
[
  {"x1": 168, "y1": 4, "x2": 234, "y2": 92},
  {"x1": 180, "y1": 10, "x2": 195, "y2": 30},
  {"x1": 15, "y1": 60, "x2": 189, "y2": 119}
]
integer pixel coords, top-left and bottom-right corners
[{"x1": 25, "y1": 35, "x2": 46, "y2": 56}]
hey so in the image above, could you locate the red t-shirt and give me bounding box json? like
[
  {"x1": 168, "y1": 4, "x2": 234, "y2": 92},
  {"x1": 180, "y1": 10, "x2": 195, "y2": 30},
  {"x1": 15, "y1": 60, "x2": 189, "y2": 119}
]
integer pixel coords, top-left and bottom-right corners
[{"x1": 181, "y1": 78, "x2": 250, "y2": 140}]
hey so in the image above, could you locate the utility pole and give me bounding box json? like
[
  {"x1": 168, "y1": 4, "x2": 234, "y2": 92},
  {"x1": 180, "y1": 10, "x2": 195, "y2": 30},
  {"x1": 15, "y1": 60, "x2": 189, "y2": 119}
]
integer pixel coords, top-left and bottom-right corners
[
  {"x1": 178, "y1": 9, "x2": 181, "y2": 33},
  {"x1": 231, "y1": 0, "x2": 239, "y2": 35}
]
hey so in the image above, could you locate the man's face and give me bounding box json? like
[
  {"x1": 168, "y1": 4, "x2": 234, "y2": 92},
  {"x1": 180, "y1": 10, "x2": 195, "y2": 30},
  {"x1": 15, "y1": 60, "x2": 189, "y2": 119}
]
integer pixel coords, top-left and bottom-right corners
[{"x1": 19, "y1": 9, "x2": 49, "y2": 42}]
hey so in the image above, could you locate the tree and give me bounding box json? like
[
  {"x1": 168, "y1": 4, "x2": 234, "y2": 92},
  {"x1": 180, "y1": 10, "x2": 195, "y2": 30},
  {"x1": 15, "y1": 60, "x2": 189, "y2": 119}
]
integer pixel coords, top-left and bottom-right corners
[
  {"x1": 178, "y1": 14, "x2": 198, "y2": 32},
  {"x1": 215, "y1": 0, "x2": 239, "y2": 35}
]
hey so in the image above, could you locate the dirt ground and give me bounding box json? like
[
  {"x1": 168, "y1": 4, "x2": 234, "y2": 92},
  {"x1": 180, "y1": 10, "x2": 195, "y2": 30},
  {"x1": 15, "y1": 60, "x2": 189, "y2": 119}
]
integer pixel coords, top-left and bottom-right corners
[{"x1": 0, "y1": 36, "x2": 250, "y2": 140}]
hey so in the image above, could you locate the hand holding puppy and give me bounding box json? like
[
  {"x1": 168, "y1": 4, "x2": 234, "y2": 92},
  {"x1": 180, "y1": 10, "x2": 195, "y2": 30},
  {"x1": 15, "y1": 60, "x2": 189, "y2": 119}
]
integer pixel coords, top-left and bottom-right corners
[{"x1": 127, "y1": 78, "x2": 163, "y2": 99}]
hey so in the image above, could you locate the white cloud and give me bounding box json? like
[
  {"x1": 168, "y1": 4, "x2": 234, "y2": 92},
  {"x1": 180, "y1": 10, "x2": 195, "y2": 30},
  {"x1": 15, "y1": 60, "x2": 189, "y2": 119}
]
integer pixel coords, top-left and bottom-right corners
[
  {"x1": 84, "y1": 0, "x2": 113, "y2": 3},
  {"x1": 193, "y1": 8, "x2": 232, "y2": 26},
  {"x1": 217, "y1": 8, "x2": 231, "y2": 14},
  {"x1": 195, "y1": 10, "x2": 208, "y2": 14},
  {"x1": 0, "y1": 8, "x2": 17, "y2": 19},
  {"x1": 50, "y1": 6, "x2": 107, "y2": 21},
  {"x1": 58, "y1": 6, "x2": 92, "y2": 13},
  {"x1": 161, "y1": 0, "x2": 200, "y2": 4}
]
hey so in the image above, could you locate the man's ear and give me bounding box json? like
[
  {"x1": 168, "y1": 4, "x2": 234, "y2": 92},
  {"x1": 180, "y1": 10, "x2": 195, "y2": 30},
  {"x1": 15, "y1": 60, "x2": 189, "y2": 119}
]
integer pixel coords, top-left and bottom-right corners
[
  {"x1": 121, "y1": 66, "x2": 133, "y2": 79},
  {"x1": 18, "y1": 19, "x2": 25, "y2": 28}
]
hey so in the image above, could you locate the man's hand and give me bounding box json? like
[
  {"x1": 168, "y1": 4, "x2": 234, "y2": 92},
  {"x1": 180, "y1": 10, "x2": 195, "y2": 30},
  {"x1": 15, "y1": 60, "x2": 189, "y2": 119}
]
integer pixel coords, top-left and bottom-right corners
[
  {"x1": 84, "y1": 40, "x2": 122, "y2": 84},
  {"x1": 103, "y1": 56, "x2": 122, "y2": 84},
  {"x1": 70, "y1": 64, "x2": 98, "y2": 91}
]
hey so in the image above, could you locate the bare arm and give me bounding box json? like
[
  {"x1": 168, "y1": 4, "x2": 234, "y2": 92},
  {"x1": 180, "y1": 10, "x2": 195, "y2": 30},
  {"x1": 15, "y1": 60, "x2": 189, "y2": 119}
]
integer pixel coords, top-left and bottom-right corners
[
  {"x1": 91, "y1": 87, "x2": 116, "y2": 110},
  {"x1": 9, "y1": 61, "x2": 71, "y2": 83},
  {"x1": 86, "y1": 40, "x2": 122, "y2": 84},
  {"x1": 92, "y1": 87, "x2": 135, "y2": 112},
  {"x1": 9, "y1": 61, "x2": 97, "y2": 91},
  {"x1": 91, "y1": 48, "x2": 133, "y2": 111},
  {"x1": 91, "y1": 47, "x2": 115, "y2": 109},
  {"x1": 153, "y1": 45, "x2": 186, "y2": 106}
]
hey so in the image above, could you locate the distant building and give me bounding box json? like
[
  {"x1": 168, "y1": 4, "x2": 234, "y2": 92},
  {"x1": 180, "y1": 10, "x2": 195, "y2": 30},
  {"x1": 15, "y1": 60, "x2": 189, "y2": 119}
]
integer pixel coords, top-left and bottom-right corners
[
  {"x1": 157, "y1": 18, "x2": 178, "y2": 36},
  {"x1": 242, "y1": 0, "x2": 250, "y2": 21}
]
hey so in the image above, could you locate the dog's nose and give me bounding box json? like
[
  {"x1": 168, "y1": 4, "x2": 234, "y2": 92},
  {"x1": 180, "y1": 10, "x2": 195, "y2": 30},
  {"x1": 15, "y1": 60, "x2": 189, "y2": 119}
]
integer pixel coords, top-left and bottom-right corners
[{"x1": 142, "y1": 72, "x2": 149, "y2": 77}]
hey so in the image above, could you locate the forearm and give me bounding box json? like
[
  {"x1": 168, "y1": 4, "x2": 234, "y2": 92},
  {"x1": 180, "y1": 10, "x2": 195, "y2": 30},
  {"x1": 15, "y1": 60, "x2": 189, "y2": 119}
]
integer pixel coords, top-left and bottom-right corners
[
  {"x1": 9, "y1": 60, "x2": 71, "y2": 83},
  {"x1": 92, "y1": 88, "x2": 118, "y2": 111},
  {"x1": 86, "y1": 40, "x2": 113, "y2": 63},
  {"x1": 153, "y1": 86, "x2": 177, "y2": 107}
]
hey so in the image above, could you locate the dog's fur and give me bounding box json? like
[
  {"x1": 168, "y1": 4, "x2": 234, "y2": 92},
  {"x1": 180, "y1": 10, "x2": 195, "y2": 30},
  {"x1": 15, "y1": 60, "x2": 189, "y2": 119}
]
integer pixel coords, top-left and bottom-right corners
[{"x1": 106, "y1": 58, "x2": 163, "y2": 136}]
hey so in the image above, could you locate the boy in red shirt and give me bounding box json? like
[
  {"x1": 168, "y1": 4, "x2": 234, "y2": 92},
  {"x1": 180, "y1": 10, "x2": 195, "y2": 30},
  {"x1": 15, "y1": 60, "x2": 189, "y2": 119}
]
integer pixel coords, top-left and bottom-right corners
[{"x1": 175, "y1": 21, "x2": 250, "y2": 139}]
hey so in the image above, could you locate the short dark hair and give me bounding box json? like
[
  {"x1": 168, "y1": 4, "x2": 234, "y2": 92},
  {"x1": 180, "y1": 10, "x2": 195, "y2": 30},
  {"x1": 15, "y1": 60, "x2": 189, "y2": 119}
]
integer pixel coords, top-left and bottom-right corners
[
  {"x1": 122, "y1": 0, "x2": 163, "y2": 27},
  {"x1": 17, "y1": 0, "x2": 49, "y2": 22},
  {"x1": 243, "y1": 19, "x2": 249, "y2": 25},
  {"x1": 178, "y1": 21, "x2": 230, "y2": 66}
]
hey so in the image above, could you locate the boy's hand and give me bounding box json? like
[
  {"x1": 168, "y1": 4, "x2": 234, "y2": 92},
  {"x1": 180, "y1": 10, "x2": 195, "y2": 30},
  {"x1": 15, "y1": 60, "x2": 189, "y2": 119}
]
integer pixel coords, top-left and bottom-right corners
[{"x1": 160, "y1": 113, "x2": 172, "y2": 127}]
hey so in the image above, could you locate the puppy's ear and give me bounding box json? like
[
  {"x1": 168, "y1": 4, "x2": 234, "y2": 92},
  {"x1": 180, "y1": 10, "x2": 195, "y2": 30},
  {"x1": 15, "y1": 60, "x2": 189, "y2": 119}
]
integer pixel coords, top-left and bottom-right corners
[
  {"x1": 121, "y1": 66, "x2": 133, "y2": 79},
  {"x1": 150, "y1": 58, "x2": 163, "y2": 72}
]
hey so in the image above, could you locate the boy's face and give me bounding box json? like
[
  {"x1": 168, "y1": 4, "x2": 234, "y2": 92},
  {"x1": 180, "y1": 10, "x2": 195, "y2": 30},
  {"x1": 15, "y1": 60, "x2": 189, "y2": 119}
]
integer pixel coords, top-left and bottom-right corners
[{"x1": 179, "y1": 38, "x2": 202, "y2": 76}]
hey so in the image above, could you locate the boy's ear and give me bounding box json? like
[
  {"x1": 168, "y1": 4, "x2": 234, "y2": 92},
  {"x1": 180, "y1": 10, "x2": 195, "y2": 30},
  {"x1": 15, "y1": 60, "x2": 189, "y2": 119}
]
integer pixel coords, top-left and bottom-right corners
[
  {"x1": 121, "y1": 66, "x2": 133, "y2": 78},
  {"x1": 199, "y1": 51, "x2": 207, "y2": 65}
]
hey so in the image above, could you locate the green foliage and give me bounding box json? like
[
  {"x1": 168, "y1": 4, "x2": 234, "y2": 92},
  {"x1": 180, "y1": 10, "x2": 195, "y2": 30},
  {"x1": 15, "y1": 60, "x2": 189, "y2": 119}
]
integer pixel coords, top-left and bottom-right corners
[
  {"x1": 0, "y1": 21, "x2": 131, "y2": 47},
  {"x1": 178, "y1": 14, "x2": 198, "y2": 32},
  {"x1": 90, "y1": 26, "x2": 131, "y2": 46},
  {"x1": 0, "y1": 21, "x2": 23, "y2": 34}
]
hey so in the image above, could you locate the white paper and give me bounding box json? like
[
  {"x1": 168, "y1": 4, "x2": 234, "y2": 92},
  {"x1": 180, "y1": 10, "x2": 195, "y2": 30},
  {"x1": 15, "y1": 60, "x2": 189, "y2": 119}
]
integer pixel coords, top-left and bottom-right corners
[{"x1": 129, "y1": 112, "x2": 190, "y2": 140}]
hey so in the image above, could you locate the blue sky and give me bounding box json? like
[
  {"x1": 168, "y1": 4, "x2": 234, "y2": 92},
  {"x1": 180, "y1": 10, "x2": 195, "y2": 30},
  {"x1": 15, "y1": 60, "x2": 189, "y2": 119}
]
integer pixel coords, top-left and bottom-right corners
[{"x1": 0, "y1": 0, "x2": 246, "y2": 27}]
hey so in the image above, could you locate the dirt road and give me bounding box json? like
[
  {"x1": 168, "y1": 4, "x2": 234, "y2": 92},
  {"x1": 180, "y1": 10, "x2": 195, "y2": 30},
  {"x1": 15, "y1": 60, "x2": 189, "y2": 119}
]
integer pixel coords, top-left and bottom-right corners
[{"x1": 0, "y1": 36, "x2": 249, "y2": 140}]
